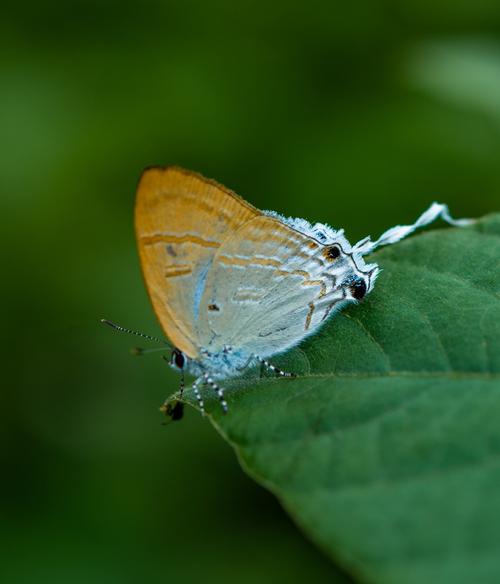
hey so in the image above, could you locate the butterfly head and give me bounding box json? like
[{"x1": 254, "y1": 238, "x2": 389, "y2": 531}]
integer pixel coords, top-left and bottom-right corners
[{"x1": 170, "y1": 348, "x2": 187, "y2": 371}]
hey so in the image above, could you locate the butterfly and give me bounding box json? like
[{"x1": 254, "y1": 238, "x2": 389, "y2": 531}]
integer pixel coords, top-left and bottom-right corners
[{"x1": 105, "y1": 166, "x2": 473, "y2": 417}]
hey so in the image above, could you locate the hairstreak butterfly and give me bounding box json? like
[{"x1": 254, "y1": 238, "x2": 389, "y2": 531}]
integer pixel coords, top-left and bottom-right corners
[{"x1": 105, "y1": 166, "x2": 473, "y2": 417}]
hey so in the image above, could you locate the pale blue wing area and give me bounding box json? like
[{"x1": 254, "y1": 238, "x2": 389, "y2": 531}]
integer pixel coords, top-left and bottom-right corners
[{"x1": 197, "y1": 215, "x2": 376, "y2": 359}]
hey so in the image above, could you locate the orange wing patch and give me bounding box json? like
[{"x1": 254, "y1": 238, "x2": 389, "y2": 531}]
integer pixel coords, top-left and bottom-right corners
[{"x1": 135, "y1": 166, "x2": 260, "y2": 357}]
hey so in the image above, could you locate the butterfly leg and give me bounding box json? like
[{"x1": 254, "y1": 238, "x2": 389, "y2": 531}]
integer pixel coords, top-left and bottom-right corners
[
  {"x1": 160, "y1": 355, "x2": 186, "y2": 420},
  {"x1": 179, "y1": 369, "x2": 185, "y2": 399},
  {"x1": 161, "y1": 354, "x2": 185, "y2": 397},
  {"x1": 192, "y1": 376, "x2": 206, "y2": 416},
  {"x1": 203, "y1": 373, "x2": 228, "y2": 414},
  {"x1": 255, "y1": 355, "x2": 296, "y2": 378}
]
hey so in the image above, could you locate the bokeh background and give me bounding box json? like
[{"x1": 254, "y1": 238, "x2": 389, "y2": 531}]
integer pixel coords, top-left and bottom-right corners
[{"x1": 2, "y1": 2, "x2": 499, "y2": 583}]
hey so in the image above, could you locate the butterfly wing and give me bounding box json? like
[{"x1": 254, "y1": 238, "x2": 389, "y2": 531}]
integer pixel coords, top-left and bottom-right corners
[
  {"x1": 198, "y1": 215, "x2": 355, "y2": 358},
  {"x1": 135, "y1": 166, "x2": 259, "y2": 358}
]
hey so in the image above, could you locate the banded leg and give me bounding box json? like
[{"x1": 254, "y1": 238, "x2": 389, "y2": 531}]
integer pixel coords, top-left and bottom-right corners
[
  {"x1": 255, "y1": 355, "x2": 296, "y2": 378},
  {"x1": 160, "y1": 355, "x2": 186, "y2": 417},
  {"x1": 192, "y1": 377, "x2": 206, "y2": 416},
  {"x1": 179, "y1": 370, "x2": 185, "y2": 398},
  {"x1": 204, "y1": 373, "x2": 228, "y2": 414},
  {"x1": 161, "y1": 355, "x2": 186, "y2": 399}
]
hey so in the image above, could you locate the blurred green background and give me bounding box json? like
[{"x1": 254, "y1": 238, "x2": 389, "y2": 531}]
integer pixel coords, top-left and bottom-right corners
[{"x1": 2, "y1": 2, "x2": 499, "y2": 583}]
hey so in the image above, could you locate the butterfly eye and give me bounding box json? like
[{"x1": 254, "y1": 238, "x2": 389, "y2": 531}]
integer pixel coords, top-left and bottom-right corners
[
  {"x1": 171, "y1": 349, "x2": 186, "y2": 370},
  {"x1": 350, "y1": 277, "x2": 367, "y2": 300},
  {"x1": 324, "y1": 245, "x2": 341, "y2": 261}
]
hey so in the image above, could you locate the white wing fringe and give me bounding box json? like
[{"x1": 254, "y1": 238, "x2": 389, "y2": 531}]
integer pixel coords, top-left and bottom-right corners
[{"x1": 353, "y1": 202, "x2": 475, "y2": 256}]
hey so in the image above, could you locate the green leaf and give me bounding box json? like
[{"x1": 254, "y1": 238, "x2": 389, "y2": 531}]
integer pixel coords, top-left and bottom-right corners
[{"x1": 179, "y1": 214, "x2": 500, "y2": 583}]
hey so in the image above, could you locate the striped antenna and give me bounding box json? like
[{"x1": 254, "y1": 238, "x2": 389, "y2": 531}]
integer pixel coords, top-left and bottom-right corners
[{"x1": 100, "y1": 319, "x2": 170, "y2": 347}]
